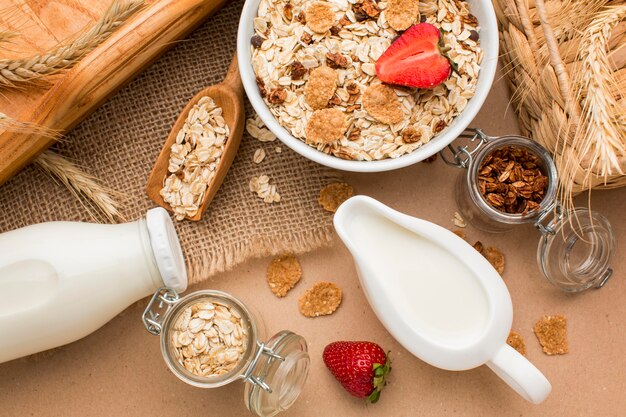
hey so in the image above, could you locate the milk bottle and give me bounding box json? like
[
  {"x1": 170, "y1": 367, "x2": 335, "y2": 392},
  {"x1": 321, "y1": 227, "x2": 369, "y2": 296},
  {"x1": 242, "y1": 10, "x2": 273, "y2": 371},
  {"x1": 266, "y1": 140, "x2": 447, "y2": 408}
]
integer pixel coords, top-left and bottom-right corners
[{"x1": 0, "y1": 208, "x2": 187, "y2": 363}]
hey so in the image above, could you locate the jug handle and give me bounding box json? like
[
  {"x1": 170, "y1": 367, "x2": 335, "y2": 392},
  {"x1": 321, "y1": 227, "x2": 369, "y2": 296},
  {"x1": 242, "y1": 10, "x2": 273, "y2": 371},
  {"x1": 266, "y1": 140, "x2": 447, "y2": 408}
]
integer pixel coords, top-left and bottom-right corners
[{"x1": 486, "y1": 344, "x2": 552, "y2": 404}]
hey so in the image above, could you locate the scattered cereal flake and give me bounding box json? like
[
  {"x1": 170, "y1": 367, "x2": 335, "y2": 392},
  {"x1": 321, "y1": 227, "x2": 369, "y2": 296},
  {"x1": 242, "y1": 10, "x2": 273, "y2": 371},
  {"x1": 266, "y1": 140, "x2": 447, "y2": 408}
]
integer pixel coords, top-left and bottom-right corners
[
  {"x1": 306, "y1": 109, "x2": 346, "y2": 144},
  {"x1": 266, "y1": 254, "x2": 302, "y2": 297},
  {"x1": 533, "y1": 315, "x2": 568, "y2": 355},
  {"x1": 298, "y1": 281, "x2": 342, "y2": 317},
  {"x1": 319, "y1": 182, "x2": 354, "y2": 212},
  {"x1": 482, "y1": 246, "x2": 505, "y2": 275},
  {"x1": 472, "y1": 241, "x2": 505, "y2": 275},
  {"x1": 507, "y1": 331, "x2": 526, "y2": 355},
  {"x1": 385, "y1": 0, "x2": 420, "y2": 31},
  {"x1": 362, "y1": 84, "x2": 404, "y2": 125},
  {"x1": 453, "y1": 211, "x2": 466, "y2": 228},
  {"x1": 275, "y1": 146, "x2": 282, "y2": 153},
  {"x1": 452, "y1": 230, "x2": 467, "y2": 240},
  {"x1": 305, "y1": 1, "x2": 336, "y2": 33},
  {"x1": 253, "y1": 148, "x2": 266, "y2": 164},
  {"x1": 304, "y1": 66, "x2": 338, "y2": 110},
  {"x1": 249, "y1": 174, "x2": 281, "y2": 203},
  {"x1": 246, "y1": 115, "x2": 276, "y2": 142}
]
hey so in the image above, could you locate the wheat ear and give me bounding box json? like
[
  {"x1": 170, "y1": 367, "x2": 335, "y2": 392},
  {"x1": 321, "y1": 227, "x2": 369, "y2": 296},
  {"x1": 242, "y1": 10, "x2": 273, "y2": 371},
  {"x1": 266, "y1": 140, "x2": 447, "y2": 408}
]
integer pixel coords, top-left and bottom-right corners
[
  {"x1": 35, "y1": 151, "x2": 125, "y2": 223},
  {"x1": 0, "y1": 111, "x2": 60, "y2": 138},
  {"x1": 0, "y1": 30, "x2": 16, "y2": 44},
  {"x1": 559, "y1": 4, "x2": 626, "y2": 209},
  {"x1": 0, "y1": 0, "x2": 144, "y2": 87}
]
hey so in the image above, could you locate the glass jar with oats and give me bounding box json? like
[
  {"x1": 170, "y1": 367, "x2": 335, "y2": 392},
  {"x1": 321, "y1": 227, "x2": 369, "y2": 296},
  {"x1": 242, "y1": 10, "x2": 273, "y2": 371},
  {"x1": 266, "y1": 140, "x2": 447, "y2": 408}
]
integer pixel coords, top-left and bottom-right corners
[
  {"x1": 442, "y1": 129, "x2": 615, "y2": 293},
  {"x1": 142, "y1": 288, "x2": 309, "y2": 417}
]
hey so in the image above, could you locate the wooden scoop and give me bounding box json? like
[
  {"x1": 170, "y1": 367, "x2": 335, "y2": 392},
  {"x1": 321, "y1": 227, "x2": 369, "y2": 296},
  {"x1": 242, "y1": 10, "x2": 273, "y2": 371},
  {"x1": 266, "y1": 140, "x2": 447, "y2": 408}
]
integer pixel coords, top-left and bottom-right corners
[{"x1": 146, "y1": 54, "x2": 244, "y2": 221}]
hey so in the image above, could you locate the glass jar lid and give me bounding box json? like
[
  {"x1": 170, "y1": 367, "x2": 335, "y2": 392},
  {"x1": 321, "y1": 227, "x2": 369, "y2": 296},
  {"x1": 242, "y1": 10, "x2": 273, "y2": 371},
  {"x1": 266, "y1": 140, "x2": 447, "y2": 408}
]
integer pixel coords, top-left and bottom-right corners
[
  {"x1": 244, "y1": 331, "x2": 310, "y2": 417},
  {"x1": 537, "y1": 208, "x2": 615, "y2": 292}
]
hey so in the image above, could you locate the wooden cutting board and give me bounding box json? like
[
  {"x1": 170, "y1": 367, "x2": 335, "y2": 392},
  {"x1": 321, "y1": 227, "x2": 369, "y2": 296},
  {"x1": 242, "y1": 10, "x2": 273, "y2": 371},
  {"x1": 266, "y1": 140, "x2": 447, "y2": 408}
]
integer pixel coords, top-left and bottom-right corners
[{"x1": 0, "y1": 0, "x2": 230, "y2": 185}]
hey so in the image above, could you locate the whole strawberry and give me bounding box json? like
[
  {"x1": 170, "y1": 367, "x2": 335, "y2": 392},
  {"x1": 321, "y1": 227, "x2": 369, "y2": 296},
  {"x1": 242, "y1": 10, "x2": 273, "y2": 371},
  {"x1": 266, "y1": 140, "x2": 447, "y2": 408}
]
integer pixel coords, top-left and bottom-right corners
[{"x1": 322, "y1": 341, "x2": 391, "y2": 403}]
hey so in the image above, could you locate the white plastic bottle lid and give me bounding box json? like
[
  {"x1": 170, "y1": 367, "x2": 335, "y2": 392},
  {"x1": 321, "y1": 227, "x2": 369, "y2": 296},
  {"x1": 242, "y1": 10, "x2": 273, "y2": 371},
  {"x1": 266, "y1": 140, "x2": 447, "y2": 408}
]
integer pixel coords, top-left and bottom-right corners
[{"x1": 145, "y1": 208, "x2": 188, "y2": 293}]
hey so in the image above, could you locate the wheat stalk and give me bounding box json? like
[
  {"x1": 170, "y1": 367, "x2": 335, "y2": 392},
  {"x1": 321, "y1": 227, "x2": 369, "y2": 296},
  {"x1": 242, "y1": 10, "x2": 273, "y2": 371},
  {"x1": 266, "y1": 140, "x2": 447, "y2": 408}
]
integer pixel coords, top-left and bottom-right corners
[
  {"x1": 35, "y1": 151, "x2": 125, "y2": 223},
  {"x1": 0, "y1": 111, "x2": 60, "y2": 138},
  {"x1": 0, "y1": 0, "x2": 143, "y2": 87},
  {"x1": 0, "y1": 30, "x2": 16, "y2": 44},
  {"x1": 558, "y1": 4, "x2": 626, "y2": 209}
]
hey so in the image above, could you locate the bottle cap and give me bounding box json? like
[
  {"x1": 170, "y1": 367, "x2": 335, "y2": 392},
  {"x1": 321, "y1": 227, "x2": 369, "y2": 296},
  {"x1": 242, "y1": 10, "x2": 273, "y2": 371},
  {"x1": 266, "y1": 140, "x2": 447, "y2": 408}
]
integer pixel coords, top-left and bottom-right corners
[{"x1": 145, "y1": 207, "x2": 188, "y2": 293}]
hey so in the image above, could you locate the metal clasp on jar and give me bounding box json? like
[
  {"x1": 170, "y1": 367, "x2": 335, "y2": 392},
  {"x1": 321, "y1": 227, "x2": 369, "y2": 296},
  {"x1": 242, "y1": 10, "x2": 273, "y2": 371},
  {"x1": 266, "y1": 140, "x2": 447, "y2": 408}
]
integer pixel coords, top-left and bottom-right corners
[
  {"x1": 241, "y1": 341, "x2": 285, "y2": 393},
  {"x1": 142, "y1": 288, "x2": 289, "y2": 394},
  {"x1": 441, "y1": 128, "x2": 491, "y2": 169},
  {"x1": 441, "y1": 129, "x2": 615, "y2": 292},
  {"x1": 142, "y1": 287, "x2": 180, "y2": 335}
]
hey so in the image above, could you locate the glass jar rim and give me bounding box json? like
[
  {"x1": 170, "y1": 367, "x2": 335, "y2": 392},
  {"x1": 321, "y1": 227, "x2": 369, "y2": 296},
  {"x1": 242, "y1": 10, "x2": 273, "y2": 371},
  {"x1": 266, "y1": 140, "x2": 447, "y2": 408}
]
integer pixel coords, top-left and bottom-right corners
[
  {"x1": 465, "y1": 135, "x2": 558, "y2": 225},
  {"x1": 159, "y1": 289, "x2": 258, "y2": 388}
]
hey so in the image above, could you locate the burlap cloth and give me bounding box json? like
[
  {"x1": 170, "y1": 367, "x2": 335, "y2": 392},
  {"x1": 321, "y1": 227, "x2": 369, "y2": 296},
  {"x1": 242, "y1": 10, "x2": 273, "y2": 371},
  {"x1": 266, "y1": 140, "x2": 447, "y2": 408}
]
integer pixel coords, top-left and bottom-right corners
[{"x1": 0, "y1": 0, "x2": 340, "y2": 284}]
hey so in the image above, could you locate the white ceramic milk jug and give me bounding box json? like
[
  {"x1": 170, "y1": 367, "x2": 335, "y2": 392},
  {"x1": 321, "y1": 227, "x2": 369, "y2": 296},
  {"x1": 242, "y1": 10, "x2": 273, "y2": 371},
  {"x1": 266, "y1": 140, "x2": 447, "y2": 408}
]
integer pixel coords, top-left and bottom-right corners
[
  {"x1": 334, "y1": 196, "x2": 551, "y2": 404},
  {"x1": 0, "y1": 208, "x2": 187, "y2": 364}
]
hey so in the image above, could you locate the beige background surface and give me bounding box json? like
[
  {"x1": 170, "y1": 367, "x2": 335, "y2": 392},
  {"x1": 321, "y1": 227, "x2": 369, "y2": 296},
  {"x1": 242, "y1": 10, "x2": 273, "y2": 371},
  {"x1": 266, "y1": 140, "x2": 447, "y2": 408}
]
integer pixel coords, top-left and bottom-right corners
[{"x1": 1, "y1": 72, "x2": 625, "y2": 417}]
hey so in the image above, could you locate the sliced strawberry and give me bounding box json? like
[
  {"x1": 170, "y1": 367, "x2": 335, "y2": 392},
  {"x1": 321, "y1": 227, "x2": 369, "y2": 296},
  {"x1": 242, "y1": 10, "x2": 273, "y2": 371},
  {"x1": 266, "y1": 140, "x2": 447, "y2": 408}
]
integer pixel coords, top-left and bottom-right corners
[{"x1": 376, "y1": 23, "x2": 453, "y2": 89}]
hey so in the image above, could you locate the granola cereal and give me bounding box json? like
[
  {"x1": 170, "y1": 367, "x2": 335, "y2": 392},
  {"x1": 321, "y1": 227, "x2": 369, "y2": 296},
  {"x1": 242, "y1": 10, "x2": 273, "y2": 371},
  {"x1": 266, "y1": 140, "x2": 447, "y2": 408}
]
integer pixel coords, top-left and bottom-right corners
[
  {"x1": 304, "y1": 66, "x2": 338, "y2": 109},
  {"x1": 507, "y1": 331, "x2": 526, "y2": 355},
  {"x1": 266, "y1": 254, "x2": 302, "y2": 297},
  {"x1": 171, "y1": 300, "x2": 248, "y2": 377},
  {"x1": 305, "y1": 1, "x2": 336, "y2": 33},
  {"x1": 385, "y1": 0, "x2": 420, "y2": 31},
  {"x1": 472, "y1": 241, "x2": 505, "y2": 274},
  {"x1": 533, "y1": 315, "x2": 569, "y2": 355},
  {"x1": 298, "y1": 281, "x2": 343, "y2": 317},
  {"x1": 251, "y1": 0, "x2": 482, "y2": 161},
  {"x1": 306, "y1": 108, "x2": 347, "y2": 144},
  {"x1": 319, "y1": 182, "x2": 355, "y2": 212},
  {"x1": 362, "y1": 84, "x2": 404, "y2": 125},
  {"x1": 401, "y1": 126, "x2": 421, "y2": 144},
  {"x1": 482, "y1": 246, "x2": 505, "y2": 274},
  {"x1": 160, "y1": 96, "x2": 229, "y2": 220},
  {"x1": 478, "y1": 146, "x2": 549, "y2": 214},
  {"x1": 452, "y1": 229, "x2": 466, "y2": 240}
]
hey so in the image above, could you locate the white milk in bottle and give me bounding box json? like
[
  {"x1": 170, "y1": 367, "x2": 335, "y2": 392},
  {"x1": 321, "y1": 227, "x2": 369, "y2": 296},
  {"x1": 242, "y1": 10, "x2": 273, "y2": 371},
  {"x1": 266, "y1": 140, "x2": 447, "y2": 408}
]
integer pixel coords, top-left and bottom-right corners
[{"x1": 0, "y1": 208, "x2": 187, "y2": 363}]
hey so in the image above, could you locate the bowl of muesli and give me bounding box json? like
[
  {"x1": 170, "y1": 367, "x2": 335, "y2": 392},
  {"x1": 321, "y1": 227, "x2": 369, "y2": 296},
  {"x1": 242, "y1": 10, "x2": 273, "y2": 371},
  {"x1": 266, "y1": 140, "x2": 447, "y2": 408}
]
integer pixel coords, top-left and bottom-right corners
[{"x1": 237, "y1": 0, "x2": 498, "y2": 172}]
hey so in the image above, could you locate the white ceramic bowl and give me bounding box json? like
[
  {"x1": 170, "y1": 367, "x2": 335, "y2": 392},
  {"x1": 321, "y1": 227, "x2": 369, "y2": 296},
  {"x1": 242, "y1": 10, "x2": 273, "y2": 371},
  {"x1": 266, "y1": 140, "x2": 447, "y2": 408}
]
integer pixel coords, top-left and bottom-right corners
[{"x1": 237, "y1": 0, "x2": 499, "y2": 172}]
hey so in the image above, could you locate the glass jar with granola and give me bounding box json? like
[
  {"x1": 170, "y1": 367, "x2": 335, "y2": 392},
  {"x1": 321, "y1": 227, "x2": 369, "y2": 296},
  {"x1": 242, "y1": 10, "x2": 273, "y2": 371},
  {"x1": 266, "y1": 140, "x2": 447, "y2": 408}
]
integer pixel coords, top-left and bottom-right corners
[
  {"x1": 443, "y1": 129, "x2": 615, "y2": 292},
  {"x1": 142, "y1": 288, "x2": 309, "y2": 417}
]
